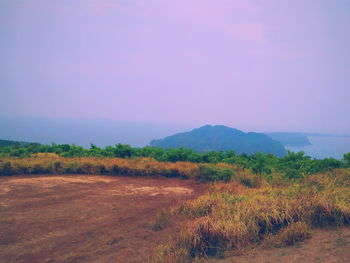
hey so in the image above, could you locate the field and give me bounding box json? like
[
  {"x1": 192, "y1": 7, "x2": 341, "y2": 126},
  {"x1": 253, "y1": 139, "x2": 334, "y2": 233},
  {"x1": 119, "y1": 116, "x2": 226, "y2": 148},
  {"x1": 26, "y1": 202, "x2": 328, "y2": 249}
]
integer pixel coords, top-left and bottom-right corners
[
  {"x1": 0, "y1": 156, "x2": 350, "y2": 263},
  {"x1": 0, "y1": 175, "x2": 203, "y2": 263}
]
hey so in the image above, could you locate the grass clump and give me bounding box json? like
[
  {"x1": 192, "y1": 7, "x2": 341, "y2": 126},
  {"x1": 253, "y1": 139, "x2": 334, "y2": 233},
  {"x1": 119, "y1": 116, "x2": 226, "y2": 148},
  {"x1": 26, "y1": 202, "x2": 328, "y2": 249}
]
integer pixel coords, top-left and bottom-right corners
[
  {"x1": 264, "y1": 221, "x2": 311, "y2": 247},
  {"x1": 196, "y1": 165, "x2": 233, "y2": 182}
]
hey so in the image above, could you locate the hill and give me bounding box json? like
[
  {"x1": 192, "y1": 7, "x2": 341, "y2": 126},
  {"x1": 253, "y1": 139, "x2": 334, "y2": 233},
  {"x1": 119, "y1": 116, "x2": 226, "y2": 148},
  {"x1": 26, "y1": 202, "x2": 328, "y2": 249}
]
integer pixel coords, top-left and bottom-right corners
[
  {"x1": 266, "y1": 132, "x2": 312, "y2": 147},
  {"x1": 150, "y1": 125, "x2": 287, "y2": 157}
]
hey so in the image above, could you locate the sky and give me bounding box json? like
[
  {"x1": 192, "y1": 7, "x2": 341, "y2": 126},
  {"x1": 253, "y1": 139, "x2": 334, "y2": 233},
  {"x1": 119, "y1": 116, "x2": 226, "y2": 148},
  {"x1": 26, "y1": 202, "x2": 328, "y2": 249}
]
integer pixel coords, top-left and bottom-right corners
[{"x1": 1, "y1": 0, "x2": 350, "y2": 134}]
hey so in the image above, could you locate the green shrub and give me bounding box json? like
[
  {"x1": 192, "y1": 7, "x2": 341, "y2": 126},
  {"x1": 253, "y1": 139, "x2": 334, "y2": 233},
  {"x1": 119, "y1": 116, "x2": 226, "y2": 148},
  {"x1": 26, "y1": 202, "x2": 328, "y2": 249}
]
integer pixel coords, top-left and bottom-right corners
[
  {"x1": 284, "y1": 169, "x2": 302, "y2": 180},
  {"x1": 196, "y1": 165, "x2": 233, "y2": 182}
]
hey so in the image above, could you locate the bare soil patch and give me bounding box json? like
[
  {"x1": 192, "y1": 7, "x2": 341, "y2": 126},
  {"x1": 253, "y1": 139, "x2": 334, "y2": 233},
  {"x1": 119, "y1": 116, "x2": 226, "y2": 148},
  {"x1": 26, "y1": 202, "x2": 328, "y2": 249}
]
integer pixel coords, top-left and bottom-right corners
[
  {"x1": 0, "y1": 175, "x2": 203, "y2": 263},
  {"x1": 208, "y1": 227, "x2": 350, "y2": 263}
]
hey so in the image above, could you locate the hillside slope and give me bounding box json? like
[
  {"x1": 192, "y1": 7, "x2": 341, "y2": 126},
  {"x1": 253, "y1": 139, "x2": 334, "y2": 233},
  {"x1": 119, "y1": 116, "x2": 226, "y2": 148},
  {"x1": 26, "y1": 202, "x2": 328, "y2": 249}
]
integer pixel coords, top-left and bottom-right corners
[{"x1": 150, "y1": 125, "x2": 287, "y2": 157}]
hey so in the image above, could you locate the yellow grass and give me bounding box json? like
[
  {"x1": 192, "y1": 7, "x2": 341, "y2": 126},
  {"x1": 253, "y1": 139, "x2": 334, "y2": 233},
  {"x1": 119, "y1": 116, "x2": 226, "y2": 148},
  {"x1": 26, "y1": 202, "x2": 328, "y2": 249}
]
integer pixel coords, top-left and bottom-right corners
[
  {"x1": 1, "y1": 156, "x2": 349, "y2": 262},
  {"x1": 150, "y1": 168, "x2": 350, "y2": 262}
]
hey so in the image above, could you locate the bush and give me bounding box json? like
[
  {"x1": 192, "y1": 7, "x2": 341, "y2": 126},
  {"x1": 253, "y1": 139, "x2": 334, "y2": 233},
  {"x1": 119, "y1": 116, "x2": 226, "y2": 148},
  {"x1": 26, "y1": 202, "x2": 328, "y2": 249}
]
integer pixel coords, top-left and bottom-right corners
[
  {"x1": 196, "y1": 165, "x2": 233, "y2": 182},
  {"x1": 284, "y1": 169, "x2": 302, "y2": 180},
  {"x1": 164, "y1": 169, "x2": 188, "y2": 179}
]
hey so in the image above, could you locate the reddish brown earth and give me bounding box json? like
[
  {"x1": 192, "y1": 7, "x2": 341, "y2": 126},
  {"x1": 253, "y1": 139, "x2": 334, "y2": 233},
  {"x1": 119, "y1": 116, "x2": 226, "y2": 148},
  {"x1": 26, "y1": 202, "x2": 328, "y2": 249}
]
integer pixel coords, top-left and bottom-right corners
[
  {"x1": 1, "y1": 175, "x2": 349, "y2": 263},
  {"x1": 0, "y1": 175, "x2": 203, "y2": 263},
  {"x1": 208, "y1": 227, "x2": 350, "y2": 263}
]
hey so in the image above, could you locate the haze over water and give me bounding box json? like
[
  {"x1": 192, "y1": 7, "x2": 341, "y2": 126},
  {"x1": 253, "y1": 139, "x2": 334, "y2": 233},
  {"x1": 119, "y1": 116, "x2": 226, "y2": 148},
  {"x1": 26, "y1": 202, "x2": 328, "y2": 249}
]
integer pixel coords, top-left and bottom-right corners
[
  {"x1": 1, "y1": 1, "x2": 350, "y2": 153},
  {"x1": 286, "y1": 136, "x2": 350, "y2": 160}
]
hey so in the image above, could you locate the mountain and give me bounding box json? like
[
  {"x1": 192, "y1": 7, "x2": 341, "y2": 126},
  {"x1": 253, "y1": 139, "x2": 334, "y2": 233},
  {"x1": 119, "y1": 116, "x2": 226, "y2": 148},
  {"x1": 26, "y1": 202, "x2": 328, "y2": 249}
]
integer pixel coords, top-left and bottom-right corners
[
  {"x1": 266, "y1": 132, "x2": 312, "y2": 147},
  {"x1": 150, "y1": 125, "x2": 287, "y2": 157}
]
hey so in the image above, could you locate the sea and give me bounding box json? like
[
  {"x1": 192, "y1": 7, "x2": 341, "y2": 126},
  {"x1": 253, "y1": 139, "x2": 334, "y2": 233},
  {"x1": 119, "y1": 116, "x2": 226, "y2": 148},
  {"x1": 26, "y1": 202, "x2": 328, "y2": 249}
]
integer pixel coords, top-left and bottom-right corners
[{"x1": 285, "y1": 136, "x2": 350, "y2": 160}]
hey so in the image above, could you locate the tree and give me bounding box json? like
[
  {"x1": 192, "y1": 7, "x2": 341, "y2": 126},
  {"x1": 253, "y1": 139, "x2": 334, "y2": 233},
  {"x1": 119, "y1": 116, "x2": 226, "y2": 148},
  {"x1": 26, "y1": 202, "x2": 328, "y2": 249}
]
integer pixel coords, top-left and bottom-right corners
[
  {"x1": 114, "y1": 144, "x2": 136, "y2": 158},
  {"x1": 343, "y1": 152, "x2": 350, "y2": 167}
]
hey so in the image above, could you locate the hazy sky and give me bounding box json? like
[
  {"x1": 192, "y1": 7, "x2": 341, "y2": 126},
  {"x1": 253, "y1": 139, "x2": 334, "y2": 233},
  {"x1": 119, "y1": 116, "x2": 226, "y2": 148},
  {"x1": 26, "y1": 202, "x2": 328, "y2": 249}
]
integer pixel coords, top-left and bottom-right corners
[{"x1": 1, "y1": 0, "x2": 350, "y2": 133}]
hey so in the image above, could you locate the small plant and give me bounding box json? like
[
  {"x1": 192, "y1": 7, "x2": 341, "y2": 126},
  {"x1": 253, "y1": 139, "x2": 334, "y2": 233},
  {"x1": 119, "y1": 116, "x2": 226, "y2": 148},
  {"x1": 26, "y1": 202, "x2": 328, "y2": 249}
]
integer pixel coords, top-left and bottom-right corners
[{"x1": 196, "y1": 165, "x2": 233, "y2": 182}]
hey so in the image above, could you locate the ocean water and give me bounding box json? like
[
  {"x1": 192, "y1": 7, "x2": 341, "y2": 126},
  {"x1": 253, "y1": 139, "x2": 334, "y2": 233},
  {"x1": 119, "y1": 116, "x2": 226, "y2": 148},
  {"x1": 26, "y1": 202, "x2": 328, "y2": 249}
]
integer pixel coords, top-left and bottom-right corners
[{"x1": 285, "y1": 136, "x2": 350, "y2": 159}]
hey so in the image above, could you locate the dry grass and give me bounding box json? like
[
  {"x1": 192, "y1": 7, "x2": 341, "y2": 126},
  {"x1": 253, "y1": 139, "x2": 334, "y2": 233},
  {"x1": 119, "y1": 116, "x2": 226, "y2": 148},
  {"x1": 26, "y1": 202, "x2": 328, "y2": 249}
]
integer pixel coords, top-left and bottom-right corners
[
  {"x1": 0, "y1": 156, "x2": 199, "y2": 178},
  {"x1": 2, "y1": 156, "x2": 349, "y2": 262},
  {"x1": 0, "y1": 156, "x2": 260, "y2": 186},
  {"x1": 150, "y1": 168, "x2": 350, "y2": 262},
  {"x1": 263, "y1": 221, "x2": 311, "y2": 247}
]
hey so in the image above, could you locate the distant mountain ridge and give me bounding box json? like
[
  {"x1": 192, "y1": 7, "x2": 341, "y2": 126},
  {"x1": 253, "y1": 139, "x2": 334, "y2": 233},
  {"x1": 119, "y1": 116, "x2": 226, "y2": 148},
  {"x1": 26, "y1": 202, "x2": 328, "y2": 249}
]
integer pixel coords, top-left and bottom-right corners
[
  {"x1": 150, "y1": 125, "x2": 287, "y2": 157},
  {"x1": 266, "y1": 132, "x2": 312, "y2": 147},
  {"x1": 0, "y1": 139, "x2": 30, "y2": 147}
]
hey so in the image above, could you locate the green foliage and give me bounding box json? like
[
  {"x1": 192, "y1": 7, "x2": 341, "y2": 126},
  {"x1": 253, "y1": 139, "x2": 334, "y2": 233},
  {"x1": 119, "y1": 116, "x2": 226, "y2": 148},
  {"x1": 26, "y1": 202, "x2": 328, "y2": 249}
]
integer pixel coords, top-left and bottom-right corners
[
  {"x1": 0, "y1": 141, "x2": 348, "y2": 179},
  {"x1": 343, "y1": 152, "x2": 350, "y2": 167},
  {"x1": 196, "y1": 165, "x2": 233, "y2": 182}
]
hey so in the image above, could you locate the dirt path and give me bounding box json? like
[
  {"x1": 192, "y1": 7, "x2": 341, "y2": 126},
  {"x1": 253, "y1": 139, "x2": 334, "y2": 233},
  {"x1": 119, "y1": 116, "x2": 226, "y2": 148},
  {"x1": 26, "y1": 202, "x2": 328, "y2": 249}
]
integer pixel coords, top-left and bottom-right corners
[
  {"x1": 0, "y1": 175, "x2": 203, "y2": 263},
  {"x1": 207, "y1": 227, "x2": 350, "y2": 263}
]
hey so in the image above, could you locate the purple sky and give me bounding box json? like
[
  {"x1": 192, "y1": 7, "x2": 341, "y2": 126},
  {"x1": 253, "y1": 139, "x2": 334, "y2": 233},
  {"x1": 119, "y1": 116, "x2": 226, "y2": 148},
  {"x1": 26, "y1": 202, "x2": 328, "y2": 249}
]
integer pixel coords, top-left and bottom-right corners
[{"x1": 1, "y1": 0, "x2": 350, "y2": 133}]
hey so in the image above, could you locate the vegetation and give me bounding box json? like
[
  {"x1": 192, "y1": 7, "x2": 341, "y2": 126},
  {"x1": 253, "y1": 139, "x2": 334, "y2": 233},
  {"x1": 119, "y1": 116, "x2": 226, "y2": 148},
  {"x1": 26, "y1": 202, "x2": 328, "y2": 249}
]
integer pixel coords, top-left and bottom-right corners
[
  {"x1": 0, "y1": 155, "x2": 197, "y2": 178},
  {"x1": 0, "y1": 140, "x2": 349, "y2": 262},
  {"x1": 0, "y1": 141, "x2": 348, "y2": 179},
  {"x1": 150, "y1": 168, "x2": 350, "y2": 262}
]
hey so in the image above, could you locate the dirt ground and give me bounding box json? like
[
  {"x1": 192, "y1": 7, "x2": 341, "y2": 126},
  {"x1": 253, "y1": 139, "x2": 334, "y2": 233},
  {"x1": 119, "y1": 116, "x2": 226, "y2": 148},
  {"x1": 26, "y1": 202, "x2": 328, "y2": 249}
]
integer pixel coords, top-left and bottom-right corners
[
  {"x1": 1, "y1": 175, "x2": 349, "y2": 263},
  {"x1": 0, "y1": 175, "x2": 203, "y2": 263},
  {"x1": 208, "y1": 227, "x2": 350, "y2": 263}
]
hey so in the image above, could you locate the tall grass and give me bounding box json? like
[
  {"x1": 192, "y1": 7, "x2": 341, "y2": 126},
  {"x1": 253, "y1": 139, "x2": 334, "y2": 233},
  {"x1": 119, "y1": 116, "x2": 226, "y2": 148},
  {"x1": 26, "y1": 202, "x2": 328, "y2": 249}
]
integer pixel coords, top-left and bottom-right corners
[
  {"x1": 0, "y1": 155, "x2": 253, "y2": 183},
  {"x1": 2, "y1": 155, "x2": 349, "y2": 262},
  {"x1": 0, "y1": 155, "x2": 194, "y2": 178},
  {"x1": 150, "y1": 168, "x2": 350, "y2": 262}
]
